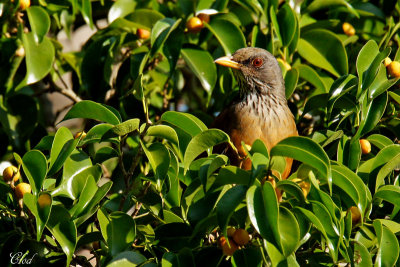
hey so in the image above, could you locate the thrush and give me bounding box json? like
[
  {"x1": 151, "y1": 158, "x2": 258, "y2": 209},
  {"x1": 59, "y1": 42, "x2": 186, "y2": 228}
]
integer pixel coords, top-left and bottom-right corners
[{"x1": 213, "y1": 47, "x2": 298, "y2": 179}]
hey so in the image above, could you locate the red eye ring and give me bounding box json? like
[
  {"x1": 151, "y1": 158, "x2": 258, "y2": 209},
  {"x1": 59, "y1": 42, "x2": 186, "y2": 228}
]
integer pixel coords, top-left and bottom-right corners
[{"x1": 252, "y1": 58, "x2": 263, "y2": 67}]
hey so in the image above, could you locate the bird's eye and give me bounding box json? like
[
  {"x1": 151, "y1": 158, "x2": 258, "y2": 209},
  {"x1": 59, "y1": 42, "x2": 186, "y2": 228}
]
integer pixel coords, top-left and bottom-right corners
[{"x1": 252, "y1": 58, "x2": 263, "y2": 68}]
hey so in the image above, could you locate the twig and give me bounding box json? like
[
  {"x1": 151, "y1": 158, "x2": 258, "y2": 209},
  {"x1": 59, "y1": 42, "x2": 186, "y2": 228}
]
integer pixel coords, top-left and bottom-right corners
[{"x1": 48, "y1": 74, "x2": 82, "y2": 103}]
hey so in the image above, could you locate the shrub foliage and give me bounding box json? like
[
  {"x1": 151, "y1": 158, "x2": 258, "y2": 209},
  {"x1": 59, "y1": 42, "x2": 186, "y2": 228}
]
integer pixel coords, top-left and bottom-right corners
[{"x1": 1, "y1": 0, "x2": 400, "y2": 266}]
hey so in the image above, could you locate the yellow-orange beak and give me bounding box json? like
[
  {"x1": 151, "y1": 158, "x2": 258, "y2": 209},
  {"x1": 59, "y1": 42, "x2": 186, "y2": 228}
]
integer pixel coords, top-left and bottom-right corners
[{"x1": 214, "y1": 56, "x2": 241, "y2": 69}]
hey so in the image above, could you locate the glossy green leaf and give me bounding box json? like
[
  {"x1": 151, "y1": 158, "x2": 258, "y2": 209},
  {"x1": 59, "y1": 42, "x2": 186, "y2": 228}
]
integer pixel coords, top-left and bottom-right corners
[
  {"x1": 367, "y1": 134, "x2": 393, "y2": 149},
  {"x1": 232, "y1": 248, "x2": 263, "y2": 267},
  {"x1": 108, "y1": 251, "x2": 147, "y2": 267},
  {"x1": 296, "y1": 64, "x2": 328, "y2": 93},
  {"x1": 111, "y1": 118, "x2": 140, "y2": 136},
  {"x1": 298, "y1": 29, "x2": 348, "y2": 77},
  {"x1": 150, "y1": 18, "x2": 181, "y2": 56},
  {"x1": 147, "y1": 125, "x2": 179, "y2": 149},
  {"x1": 279, "y1": 206, "x2": 300, "y2": 256},
  {"x1": 389, "y1": 91, "x2": 400, "y2": 105},
  {"x1": 27, "y1": 6, "x2": 50, "y2": 44},
  {"x1": 217, "y1": 185, "x2": 247, "y2": 238},
  {"x1": 108, "y1": 212, "x2": 136, "y2": 256},
  {"x1": 69, "y1": 175, "x2": 97, "y2": 219},
  {"x1": 304, "y1": 0, "x2": 359, "y2": 17},
  {"x1": 368, "y1": 60, "x2": 399, "y2": 99},
  {"x1": 373, "y1": 220, "x2": 400, "y2": 267},
  {"x1": 62, "y1": 149, "x2": 92, "y2": 182},
  {"x1": 48, "y1": 127, "x2": 75, "y2": 176},
  {"x1": 356, "y1": 41, "x2": 390, "y2": 93},
  {"x1": 22, "y1": 150, "x2": 47, "y2": 197},
  {"x1": 374, "y1": 185, "x2": 400, "y2": 206},
  {"x1": 276, "y1": 180, "x2": 306, "y2": 202},
  {"x1": 24, "y1": 192, "x2": 52, "y2": 241},
  {"x1": 141, "y1": 142, "x2": 170, "y2": 183},
  {"x1": 285, "y1": 68, "x2": 299, "y2": 99},
  {"x1": 355, "y1": 92, "x2": 387, "y2": 139},
  {"x1": 277, "y1": 4, "x2": 297, "y2": 47},
  {"x1": 161, "y1": 111, "x2": 207, "y2": 137},
  {"x1": 79, "y1": 0, "x2": 94, "y2": 29},
  {"x1": 205, "y1": 19, "x2": 246, "y2": 55},
  {"x1": 183, "y1": 129, "x2": 230, "y2": 173},
  {"x1": 108, "y1": 0, "x2": 136, "y2": 23},
  {"x1": 213, "y1": 166, "x2": 252, "y2": 189},
  {"x1": 181, "y1": 46, "x2": 217, "y2": 93},
  {"x1": 81, "y1": 124, "x2": 118, "y2": 146},
  {"x1": 354, "y1": 241, "x2": 372, "y2": 267},
  {"x1": 271, "y1": 136, "x2": 331, "y2": 185},
  {"x1": 125, "y1": 9, "x2": 165, "y2": 30},
  {"x1": 375, "y1": 153, "x2": 400, "y2": 191},
  {"x1": 63, "y1": 100, "x2": 121, "y2": 125},
  {"x1": 21, "y1": 33, "x2": 55, "y2": 85},
  {"x1": 47, "y1": 206, "x2": 77, "y2": 267}
]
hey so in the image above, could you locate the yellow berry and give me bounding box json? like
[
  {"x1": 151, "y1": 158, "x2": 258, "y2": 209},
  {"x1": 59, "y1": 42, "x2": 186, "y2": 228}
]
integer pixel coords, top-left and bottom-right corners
[
  {"x1": 3, "y1": 166, "x2": 20, "y2": 183},
  {"x1": 349, "y1": 206, "x2": 361, "y2": 224},
  {"x1": 15, "y1": 183, "x2": 31, "y2": 199},
  {"x1": 137, "y1": 28, "x2": 150, "y2": 39},
  {"x1": 232, "y1": 229, "x2": 250, "y2": 246},
  {"x1": 219, "y1": 236, "x2": 238, "y2": 256},
  {"x1": 360, "y1": 139, "x2": 371, "y2": 155},
  {"x1": 342, "y1": 22, "x2": 355, "y2": 36},
  {"x1": 387, "y1": 61, "x2": 400, "y2": 77},
  {"x1": 74, "y1": 131, "x2": 87, "y2": 139},
  {"x1": 19, "y1": 0, "x2": 30, "y2": 10},
  {"x1": 186, "y1": 17, "x2": 203, "y2": 33},
  {"x1": 37, "y1": 193, "x2": 51, "y2": 208},
  {"x1": 384, "y1": 57, "x2": 392, "y2": 67}
]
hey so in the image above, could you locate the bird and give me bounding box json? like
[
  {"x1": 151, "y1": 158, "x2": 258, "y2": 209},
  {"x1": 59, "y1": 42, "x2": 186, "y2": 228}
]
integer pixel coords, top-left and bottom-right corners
[{"x1": 212, "y1": 47, "x2": 298, "y2": 180}]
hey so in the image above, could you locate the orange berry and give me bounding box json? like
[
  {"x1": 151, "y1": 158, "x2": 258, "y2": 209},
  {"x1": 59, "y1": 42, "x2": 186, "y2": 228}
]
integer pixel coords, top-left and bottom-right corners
[
  {"x1": 15, "y1": 183, "x2": 31, "y2": 199},
  {"x1": 3, "y1": 166, "x2": 20, "y2": 183},
  {"x1": 197, "y1": 13, "x2": 210, "y2": 23},
  {"x1": 137, "y1": 28, "x2": 150, "y2": 40},
  {"x1": 342, "y1": 22, "x2": 355, "y2": 36},
  {"x1": 387, "y1": 61, "x2": 400, "y2": 77},
  {"x1": 74, "y1": 131, "x2": 87, "y2": 139},
  {"x1": 360, "y1": 139, "x2": 371, "y2": 155},
  {"x1": 232, "y1": 228, "x2": 250, "y2": 246},
  {"x1": 219, "y1": 236, "x2": 238, "y2": 256},
  {"x1": 19, "y1": 0, "x2": 30, "y2": 10},
  {"x1": 37, "y1": 193, "x2": 51, "y2": 208},
  {"x1": 227, "y1": 227, "x2": 236, "y2": 237},
  {"x1": 349, "y1": 206, "x2": 361, "y2": 224},
  {"x1": 186, "y1": 17, "x2": 203, "y2": 33}
]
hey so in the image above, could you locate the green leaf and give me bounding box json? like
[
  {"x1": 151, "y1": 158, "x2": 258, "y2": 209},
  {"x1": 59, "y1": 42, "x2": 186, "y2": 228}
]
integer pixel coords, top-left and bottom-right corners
[
  {"x1": 161, "y1": 111, "x2": 207, "y2": 137},
  {"x1": 304, "y1": 0, "x2": 359, "y2": 17},
  {"x1": 62, "y1": 100, "x2": 121, "y2": 125},
  {"x1": 69, "y1": 175, "x2": 97, "y2": 219},
  {"x1": 375, "y1": 153, "x2": 400, "y2": 191},
  {"x1": 181, "y1": 46, "x2": 217, "y2": 94},
  {"x1": 108, "y1": 212, "x2": 136, "y2": 256},
  {"x1": 270, "y1": 136, "x2": 331, "y2": 186},
  {"x1": 27, "y1": 6, "x2": 50, "y2": 44},
  {"x1": 205, "y1": 19, "x2": 246, "y2": 55},
  {"x1": 47, "y1": 206, "x2": 77, "y2": 267},
  {"x1": 183, "y1": 129, "x2": 230, "y2": 173},
  {"x1": 111, "y1": 118, "x2": 140, "y2": 136},
  {"x1": 141, "y1": 142, "x2": 170, "y2": 185},
  {"x1": 370, "y1": 145, "x2": 400, "y2": 190},
  {"x1": 63, "y1": 149, "x2": 92, "y2": 182},
  {"x1": 150, "y1": 18, "x2": 182, "y2": 56},
  {"x1": 217, "y1": 185, "x2": 247, "y2": 238},
  {"x1": 276, "y1": 4, "x2": 297, "y2": 47},
  {"x1": 367, "y1": 134, "x2": 393, "y2": 149},
  {"x1": 298, "y1": 29, "x2": 348, "y2": 77},
  {"x1": 232, "y1": 248, "x2": 263, "y2": 267},
  {"x1": 296, "y1": 64, "x2": 328, "y2": 94},
  {"x1": 373, "y1": 220, "x2": 400, "y2": 267},
  {"x1": 279, "y1": 206, "x2": 300, "y2": 256},
  {"x1": 21, "y1": 33, "x2": 55, "y2": 85},
  {"x1": 22, "y1": 150, "x2": 47, "y2": 197},
  {"x1": 285, "y1": 68, "x2": 299, "y2": 99},
  {"x1": 147, "y1": 125, "x2": 179, "y2": 149},
  {"x1": 125, "y1": 9, "x2": 165, "y2": 30},
  {"x1": 368, "y1": 60, "x2": 399, "y2": 99},
  {"x1": 355, "y1": 92, "x2": 387, "y2": 139},
  {"x1": 48, "y1": 127, "x2": 76, "y2": 176},
  {"x1": 24, "y1": 192, "x2": 52, "y2": 241},
  {"x1": 374, "y1": 185, "x2": 400, "y2": 206},
  {"x1": 354, "y1": 241, "x2": 372, "y2": 267},
  {"x1": 108, "y1": 251, "x2": 147, "y2": 267},
  {"x1": 108, "y1": 0, "x2": 136, "y2": 23},
  {"x1": 81, "y1": 124, "x2": 118, "y2": 146},
  {"x1": 79, "y1": 0, "x2": 94, "y2": 29}
]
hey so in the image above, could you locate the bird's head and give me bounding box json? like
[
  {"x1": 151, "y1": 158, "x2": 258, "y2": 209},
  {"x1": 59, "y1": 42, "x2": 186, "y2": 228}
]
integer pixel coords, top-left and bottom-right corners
[{"x1": 215, "y1": 47, "x2": 285, "y2": 98}]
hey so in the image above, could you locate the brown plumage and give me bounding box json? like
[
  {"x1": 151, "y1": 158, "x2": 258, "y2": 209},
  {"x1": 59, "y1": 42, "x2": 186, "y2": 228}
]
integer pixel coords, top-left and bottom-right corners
[{"x1": 213, "y1": 47, "x2": 298, "y2": 179}]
